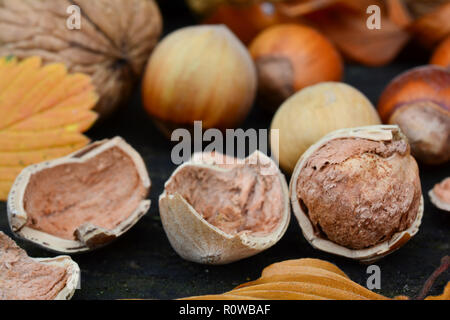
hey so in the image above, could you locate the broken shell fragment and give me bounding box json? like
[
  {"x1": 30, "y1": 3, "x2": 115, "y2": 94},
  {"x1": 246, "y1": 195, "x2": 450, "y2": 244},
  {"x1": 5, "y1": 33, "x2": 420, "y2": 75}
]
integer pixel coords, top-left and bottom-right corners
[
  {"x1": 0, "y1": 231, "x2": 80, "y2": 300},
  {"x1": 429, "y1": 177, "x2": 450, "y2": 212},
  {"x1": 7, "y1": 137, "x2": 151, "y2": 254},
  {"x1": 159, "y1": 151, "x2": 290, "y2": 265},
  {"x1": 290, "y1": 125, "x2": 423, "y2": 263}
]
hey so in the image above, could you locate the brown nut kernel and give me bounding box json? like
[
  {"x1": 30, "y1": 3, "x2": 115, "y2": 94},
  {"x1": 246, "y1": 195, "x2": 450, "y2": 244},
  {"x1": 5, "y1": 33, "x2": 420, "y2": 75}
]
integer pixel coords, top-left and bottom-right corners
[
  {"x1": 7, "y1": 137, "x2": 151, "y2": 254},
  {"x1": 159, "y1": 151, "x2": 290, "y2": 265},
  {"x1": 290, "y1": 125, "x2": 423, "y2": 263}
]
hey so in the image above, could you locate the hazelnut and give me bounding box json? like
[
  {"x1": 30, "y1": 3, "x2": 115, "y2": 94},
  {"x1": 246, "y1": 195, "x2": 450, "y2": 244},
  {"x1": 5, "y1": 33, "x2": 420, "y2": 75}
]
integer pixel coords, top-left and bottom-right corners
[
  {"x1": 142, "y1": 25, "x2": 257, "y2": 131},
  {"x1": 0, "y1": 231, "x2": 80, "y2": 300},
  {"x1": 249, "y1": 24, "x2": 343, "y2": 111},
  {"x1": 378, "y1": 65, "x2": 450, "y2": 165},
  {"x1": 290, "y1": 125, "x2": 423, "y2": 262},
  {"x1": 7, "y1": 137, "x2": 151, "y2": 253},
  {"x1": 429, "y1": 177, "x2": 450, "y2": 212},
  {"x1": 159, "y1": 151, "x2": 290, "y2": 265},
  {"x1": 270, "y1": 82, "x2": 381, "y2": 174}
]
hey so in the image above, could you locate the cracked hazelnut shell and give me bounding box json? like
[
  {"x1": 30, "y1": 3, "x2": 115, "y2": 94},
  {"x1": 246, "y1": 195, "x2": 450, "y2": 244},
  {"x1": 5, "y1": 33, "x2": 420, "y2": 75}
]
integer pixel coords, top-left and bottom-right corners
[
  {"x1": 378, "y1": 65, "x2": 450, "y2": 165},
  {"x1": 290, "y1": 125, "x2": 423, "y2": 263},
  {"x1": 249, "y1": 24, "x2": 343, "y2": 112},
  {"x1": 0, "y1": 231, "x2": 80, "y2": 300},
  {"x1": 7, "y1": 137, "x2": 151, "y2": 254},
  {"x1": 159, "y1": 151, "x2": 290, "y2": 265},
  {"x1": 429, "y1": 177, "x2": 450, "y2": 212}
]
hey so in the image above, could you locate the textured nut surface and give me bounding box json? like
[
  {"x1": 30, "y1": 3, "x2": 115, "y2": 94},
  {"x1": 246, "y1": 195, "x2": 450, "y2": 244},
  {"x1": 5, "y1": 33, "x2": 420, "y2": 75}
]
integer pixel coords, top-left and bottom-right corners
[
  {"x1": 290, "y1": 125, "x2": 424, "y2": 262},
  {"x1": 0, "y1": 0, "x2": 162, "y2": 118},
  {"x1": 296, "y1": 137, "x2": 421, "y2": 249},
  {"x1": 0, "y1": 231, "x2": 79, "y2": 300}
]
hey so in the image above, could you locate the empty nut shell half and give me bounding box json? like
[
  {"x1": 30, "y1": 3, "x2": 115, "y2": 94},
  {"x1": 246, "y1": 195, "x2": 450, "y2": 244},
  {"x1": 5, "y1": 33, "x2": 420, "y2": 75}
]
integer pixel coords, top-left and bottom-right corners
[
  {"x1": 290, "y1": 125, "x2": 423, "y2": 263},
  {"x1": 0, "y1": 231, "x2": 80, "y2": 300},
  {"x1": 429, "y1": 177, "x2": 450, "y2": 212},
  {"x1": 7, "y1": 137, "x2": 151, "y2": 254},
  {"x1": 159, "y1": 151, "x2": 290, "y2": 265}
]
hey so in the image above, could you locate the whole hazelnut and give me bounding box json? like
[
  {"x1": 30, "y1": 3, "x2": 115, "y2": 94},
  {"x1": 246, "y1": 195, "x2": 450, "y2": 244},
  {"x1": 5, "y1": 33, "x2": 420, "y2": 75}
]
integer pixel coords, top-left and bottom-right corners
[
  {"x1": 142, "y1": 25, "x2": 257, "y2": 131},
  {"x1": 249, "y1": 24, "x2": 343, "y2": 111},
  {"x1": 378, "y1": 65, "x2": 450, "y2": 165},
  {"x1": 7, "y1": 137, "x2": 151, "y2": 254},
  {"x1": 290, "y1": 125, "x2": 423, "y2": 262},
  {"x1": 270, "y1": 82, "x2": 381, "y2": 174}
]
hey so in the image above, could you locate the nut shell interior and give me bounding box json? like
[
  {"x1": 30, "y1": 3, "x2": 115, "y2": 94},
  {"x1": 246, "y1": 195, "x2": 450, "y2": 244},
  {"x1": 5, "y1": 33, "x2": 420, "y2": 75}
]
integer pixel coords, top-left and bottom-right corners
[
  {"x1": 7, "y1": 137, "x2": 151, "y2": 253},
  {"x1": 159, "y1": 151, "x2": 290, "y2": 264},
  {"x1": 270, "y1": 82, "x2": 381, "y2": 173},
  {"x1": 290, "y1": 125, "x2": 424, "y2": 262},
  {"x1": 0, "y1": 232, "x2": 79, "y2": 300}
]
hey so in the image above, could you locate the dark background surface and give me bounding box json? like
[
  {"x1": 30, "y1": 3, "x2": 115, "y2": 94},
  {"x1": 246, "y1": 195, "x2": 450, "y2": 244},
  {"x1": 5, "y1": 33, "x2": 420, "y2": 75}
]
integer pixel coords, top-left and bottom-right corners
[{"x1": 0, "y1": 1, "x2": 449, "y2": 300}]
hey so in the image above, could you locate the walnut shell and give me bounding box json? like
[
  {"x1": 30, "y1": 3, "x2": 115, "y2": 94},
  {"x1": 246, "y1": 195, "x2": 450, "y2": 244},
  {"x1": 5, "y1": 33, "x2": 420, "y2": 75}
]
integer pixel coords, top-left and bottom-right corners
[
  {"x1": 0, "y1": 0, "x2": 162, "y2": 118},
  {"x1": 7, "y1": 137, "x2": 151, "y2": 253},
  {"x1": 0, "y1": 231, "x2": 80, "y2": 300},
  {"x1": 290, "y1": 125, "x2": 423, "y2": 263},
  {"x1": 159, "y1": 151, "x2": 290, "y2": 265}
]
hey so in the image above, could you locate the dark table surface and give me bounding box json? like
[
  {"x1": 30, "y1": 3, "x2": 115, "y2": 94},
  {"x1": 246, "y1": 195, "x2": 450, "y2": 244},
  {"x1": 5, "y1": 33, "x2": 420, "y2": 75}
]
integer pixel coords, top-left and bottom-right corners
[{"x1": 0, "y1": 2, "x2": 449, "y2": 300}]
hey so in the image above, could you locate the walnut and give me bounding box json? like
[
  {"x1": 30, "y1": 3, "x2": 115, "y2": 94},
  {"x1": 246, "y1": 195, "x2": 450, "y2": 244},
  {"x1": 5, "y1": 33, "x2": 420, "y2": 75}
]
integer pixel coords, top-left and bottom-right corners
[{"x1": 0, "y1": 0, "x2": 162, "y2": 118}]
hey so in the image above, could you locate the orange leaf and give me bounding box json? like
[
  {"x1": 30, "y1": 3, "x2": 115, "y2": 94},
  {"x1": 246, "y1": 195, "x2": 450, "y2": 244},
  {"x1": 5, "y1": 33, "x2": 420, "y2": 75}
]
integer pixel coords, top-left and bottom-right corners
[
  {"x1": 308, "y1": 7, "x2": 410, "y2": 66},
  {"x1": 0, "y1": 56, "x2": 98, "y2": 200},
  {"x1": 409, "y1": 2, "x2": 450, "y2": 48},
  {"x1": 179, "y1": 258, "x2": 450, "y2": 300},
  {"x1": 425, "y1": 282, "x2": 450, "y2": 300}
]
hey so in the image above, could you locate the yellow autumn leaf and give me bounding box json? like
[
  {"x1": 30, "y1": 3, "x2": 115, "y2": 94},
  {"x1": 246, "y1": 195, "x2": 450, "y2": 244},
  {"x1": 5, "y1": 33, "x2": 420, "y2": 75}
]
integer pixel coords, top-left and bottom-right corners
[
  {"x1": 0, "y1": 56, "x2": 98, "y2": 200},
  {"x1": 181, "y1": 258, "x2": 450, "y2": 300},
  {"x1": 425, "y1": 282, "x2": 450, "y2": 300}
]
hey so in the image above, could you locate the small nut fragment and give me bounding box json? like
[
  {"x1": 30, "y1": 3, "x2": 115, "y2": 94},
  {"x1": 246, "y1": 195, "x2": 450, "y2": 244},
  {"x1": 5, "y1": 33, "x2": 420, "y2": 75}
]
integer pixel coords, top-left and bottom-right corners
[
  {"x1": 429, "y1": 177, "x2": 450, "y2": 212},
  {"x1": 0, "y1": 232, "x2": 80, "y2": 300},
  {"x1": 7, "y1": 137, "x2": 151, "y2": 253},
  {"x1": 290, "y1": 125, "x2": 423, "y2": 263},
  {"x1": 159, "y1": 151, "x2": 290, "y2": 265}
]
